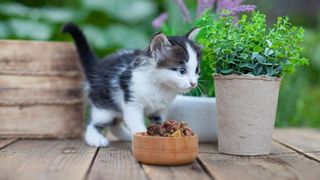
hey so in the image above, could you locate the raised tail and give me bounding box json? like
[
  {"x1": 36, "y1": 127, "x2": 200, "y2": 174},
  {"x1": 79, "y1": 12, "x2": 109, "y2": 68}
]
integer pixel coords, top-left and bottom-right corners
[{"x1": 61, "y1": 23, "x2": 96, "y2": 81}]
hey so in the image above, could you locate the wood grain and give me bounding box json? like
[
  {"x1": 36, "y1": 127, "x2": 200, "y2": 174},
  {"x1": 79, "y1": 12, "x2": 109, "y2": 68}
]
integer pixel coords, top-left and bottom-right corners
[
  {"x1": 199, "y1": 141, "x2": 295, "y2": 154},
  {"x1": 273, "y1": 128, "x2": 320, "y2": 161},
  {"x1": 0, "y1": 75, "x2": 83, "y2": 104},
  {"x1": 0, "y1": 105, "x2": 83, "y2": 138},
  {"x1": 0, "y1": 129, "x2": 319, "y2": 180},
  {"x1": 0, "y1": 75, "x2": 82, "y2": 89},
  {"x1": 88, "y1": 142, "x2": 148, "y2": 180},
  {"x1": 0, "y1": 40, "x2": 84, "y2": 138},
  {"x1": 0, "y1": 138, "x2": 17, "y2": 149},
  {"x1": 133, "y1": 133, "x2": 198, "y2": 165},
  {"x1": 0, "y1": 140, "x2": 96, "y2": 180},
  {"x1": 198, "y1": 141, "x2": 320, "y2": 180},
  {"x1": 142, "y1": 161, "x2": 212, "y2": 180},
  {"x1": 0, "y1": 40, "x2": 81, "y2": 74}
]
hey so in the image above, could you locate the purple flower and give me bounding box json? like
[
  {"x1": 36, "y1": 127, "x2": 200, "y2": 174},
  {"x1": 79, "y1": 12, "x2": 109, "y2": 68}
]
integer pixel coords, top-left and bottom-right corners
[
  {"x1": 151, "y1": 0, "x2": 257, "y2": 29},
  {"x1": 218, "y1": 0, "x2": 256, "y2": 23},
  {"x1": 230, "y1": 5, "x2": 256, "y2": 15},
  {"x1": 197, "y1": 0, "x2": 215, "y2": 17},
  {"x1": 217, "y1": 0, "x2": 243, "y2": 12},
  {"x1": 174, "y1": 0, "x2": 192, "y2": 22},
  {"x1": 152, "y1": 13, "x2": 168, "y2": 29}
]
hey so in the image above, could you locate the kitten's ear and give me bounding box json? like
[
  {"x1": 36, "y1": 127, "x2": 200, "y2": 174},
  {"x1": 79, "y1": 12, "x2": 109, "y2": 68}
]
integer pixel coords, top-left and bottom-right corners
[
  {"x1": 150, "y1": 32, "x2": 171, "y2": 51},
  {"x1": 186, "y1": 28, "x2": 200, "y2": 41}
]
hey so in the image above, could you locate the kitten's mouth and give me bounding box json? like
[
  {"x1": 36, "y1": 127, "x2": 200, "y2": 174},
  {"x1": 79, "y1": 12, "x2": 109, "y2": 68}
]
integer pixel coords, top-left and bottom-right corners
[{"x1": 180, "y1": 87, "x2": 193, "y2": 93}]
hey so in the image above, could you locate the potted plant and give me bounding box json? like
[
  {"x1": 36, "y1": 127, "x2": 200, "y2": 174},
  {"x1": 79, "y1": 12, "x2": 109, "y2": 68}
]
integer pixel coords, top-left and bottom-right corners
[
  {"x1": 196, "y1": 12, "x2": 308, "y2": 155},
  {"x1": 154, "y1": 0, "x2": 256, "y2": 142}
]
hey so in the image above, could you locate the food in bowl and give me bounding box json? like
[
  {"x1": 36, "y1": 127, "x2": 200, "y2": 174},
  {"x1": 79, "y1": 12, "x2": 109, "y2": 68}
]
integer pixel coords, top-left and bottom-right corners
[
  {"x1": 142, "y1": 120, "x2": 194, "y2": 137},
  {"x1": 132, "y1": 120, "x2": 198, "y2": 165}
]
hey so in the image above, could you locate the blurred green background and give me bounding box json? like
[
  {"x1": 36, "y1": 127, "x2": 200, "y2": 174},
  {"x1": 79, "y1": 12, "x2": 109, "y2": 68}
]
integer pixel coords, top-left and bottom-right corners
[{"x1": 0, "y1": 0, "x2": 319, "y2": 127}]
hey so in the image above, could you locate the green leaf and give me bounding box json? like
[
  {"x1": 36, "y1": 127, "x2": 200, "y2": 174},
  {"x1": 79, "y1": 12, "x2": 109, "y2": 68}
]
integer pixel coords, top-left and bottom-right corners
[
  {"x1": 264, "y1": 48, "x2": 274, "y2": 56},
  {"x1": 251, "y1": 52, "x2": 259, "y2": 60},
  {"x1": 254, "y1": 64, "x2": 263, "y2": 75},
  {"x1": 240, "y1": 53, "x2": 249, "y2": 59},
  {"x1": 267, "y1": 40, "x2": 272, "y2": 47},
  {"x1": 222, "y1": 49, "x2": 232, "y2": 54},
  {"x1": 240, "y1": 63, "x2": 254, "y2": 69},
  {"x1": 221, "y1": 69, "x2": 233, "y2": 74},
  {"x1": 253, "y1": 45, "x2": 263, "y2": 52},
  {"x1": 256, "y1": 54, "x2": 266, "y2": 63}
]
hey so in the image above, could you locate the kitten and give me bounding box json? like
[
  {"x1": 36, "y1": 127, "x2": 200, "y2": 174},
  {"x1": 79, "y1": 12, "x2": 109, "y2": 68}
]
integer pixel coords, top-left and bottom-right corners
[{"x1": 62, "y1": 23, "x2": 201, "y2": 147}]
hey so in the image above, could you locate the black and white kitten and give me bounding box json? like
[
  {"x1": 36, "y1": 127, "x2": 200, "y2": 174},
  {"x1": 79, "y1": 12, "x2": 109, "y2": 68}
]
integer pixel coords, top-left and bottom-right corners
[{"x1": 62, "y1": 23, "x2": 201, "y2": 147}]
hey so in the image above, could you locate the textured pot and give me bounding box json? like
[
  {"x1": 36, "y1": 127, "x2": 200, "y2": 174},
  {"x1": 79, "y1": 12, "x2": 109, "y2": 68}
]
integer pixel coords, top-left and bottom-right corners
[
  {"x1": 214, "y1": 74, "x2": 281, "y2": 155},
  {"x1": 167, "y1": 95, "x2": 217, "y2": 142}
]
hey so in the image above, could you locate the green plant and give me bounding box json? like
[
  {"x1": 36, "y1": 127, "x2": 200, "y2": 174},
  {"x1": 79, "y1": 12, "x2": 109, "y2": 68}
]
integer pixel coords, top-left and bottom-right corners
[
  {"x1": 0, "y1": 0, "x2": 156, "y2": 56},
  {"x1": 197, "y1": 11, "x2": 309, "y2": 77}
]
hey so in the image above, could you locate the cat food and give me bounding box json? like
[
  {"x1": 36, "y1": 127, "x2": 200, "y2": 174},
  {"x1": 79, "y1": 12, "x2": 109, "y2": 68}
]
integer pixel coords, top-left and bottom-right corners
[{"x1": 143, "y1": 120, "x2": 194, "y2": 137}]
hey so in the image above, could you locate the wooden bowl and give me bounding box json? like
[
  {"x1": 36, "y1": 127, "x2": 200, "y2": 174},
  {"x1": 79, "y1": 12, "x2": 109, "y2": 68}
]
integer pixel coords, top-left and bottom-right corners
[{"x1": 132, "y1": 133, "x2": 198, "y2": 166}]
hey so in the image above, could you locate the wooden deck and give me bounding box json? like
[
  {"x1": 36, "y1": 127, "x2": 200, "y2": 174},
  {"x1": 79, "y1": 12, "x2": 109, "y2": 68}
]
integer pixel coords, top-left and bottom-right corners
[{"x1": 0, "y1": 129, "x2": 320, "y2": 180}]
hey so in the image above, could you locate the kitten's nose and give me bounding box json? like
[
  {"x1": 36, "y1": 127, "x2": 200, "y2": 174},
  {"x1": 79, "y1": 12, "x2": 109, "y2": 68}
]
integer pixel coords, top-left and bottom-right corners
[{"x1": 190, "y1": 82, "x2": 197, "y2": 88}]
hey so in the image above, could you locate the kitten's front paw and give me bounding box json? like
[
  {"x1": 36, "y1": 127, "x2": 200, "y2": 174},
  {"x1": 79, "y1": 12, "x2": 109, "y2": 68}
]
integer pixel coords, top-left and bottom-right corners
[{"x1": 85, "y1": 130, "x2": 109, "y2": 147}]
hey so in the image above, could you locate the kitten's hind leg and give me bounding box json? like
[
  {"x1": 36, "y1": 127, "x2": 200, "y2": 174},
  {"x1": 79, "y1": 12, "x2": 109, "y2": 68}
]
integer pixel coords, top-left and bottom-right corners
[
  {"x1": 109, "y1": 120, "x2": 131, "y2": 141},
  {"x1": 85, "y1": 106, "x2": 116, "y2": 147}
]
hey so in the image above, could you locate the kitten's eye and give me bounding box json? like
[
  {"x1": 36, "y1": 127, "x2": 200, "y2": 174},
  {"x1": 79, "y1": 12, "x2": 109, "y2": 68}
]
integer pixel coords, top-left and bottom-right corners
[
  {"x1": 195, "y1": 66, "x2": 200, "y2": 74},
  {"x1": 178, "y1": 67, "x2": 187, "y2": 75}
]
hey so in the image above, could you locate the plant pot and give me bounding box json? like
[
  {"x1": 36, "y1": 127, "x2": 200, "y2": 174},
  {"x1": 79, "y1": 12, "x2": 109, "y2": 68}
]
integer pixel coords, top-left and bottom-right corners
[
  {"x1": 214, "y1": 74, "x2": 281, "y2": 155},
  {"x1": 167, "y1": 95, "x2": 217, "y2": 142}
]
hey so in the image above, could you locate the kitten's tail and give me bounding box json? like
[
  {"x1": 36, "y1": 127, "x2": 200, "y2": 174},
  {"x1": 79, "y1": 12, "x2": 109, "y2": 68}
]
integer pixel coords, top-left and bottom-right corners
[{"x1": 61, "y1": 23, "x2": 96, "y2": 81}]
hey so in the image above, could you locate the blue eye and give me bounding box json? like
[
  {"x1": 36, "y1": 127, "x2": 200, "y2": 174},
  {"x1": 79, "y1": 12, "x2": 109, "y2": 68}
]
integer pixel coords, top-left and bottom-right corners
[{"x1": 178, "y1": 67, "x2": 187, "y2": 75}]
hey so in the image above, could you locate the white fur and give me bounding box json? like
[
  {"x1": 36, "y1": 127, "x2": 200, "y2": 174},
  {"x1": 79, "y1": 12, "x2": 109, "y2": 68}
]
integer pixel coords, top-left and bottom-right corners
[
  {"x1": 122, "y1": 104, "x2": 146, "y2": 133},
  {"x1": 84, "y1": 106, "x2": 117, "y2": 147},
  {"x1": 186, "y1": 43, "x2": 199, "y2": 86},
  {"x1": 85, "y1": 123, "x2": 109, "y2": 147},
  {"x1": 109, "y1": 121, "x2": 132, "y2": 141},
  {"x1": 91, "y1": 105, "x2": 117, "y2": 124},
  {"x1": 151, "y1": 42, "x2": 199, "y2": 92},
  {"x1": 84, "y1": 42, "x2": 200, "y2": 147}
]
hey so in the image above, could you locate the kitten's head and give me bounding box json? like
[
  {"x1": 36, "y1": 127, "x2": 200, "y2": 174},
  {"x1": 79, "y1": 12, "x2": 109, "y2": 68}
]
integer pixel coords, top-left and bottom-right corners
[{"x1": 148, "y1": 28, "x2": 202, "y2": 92}]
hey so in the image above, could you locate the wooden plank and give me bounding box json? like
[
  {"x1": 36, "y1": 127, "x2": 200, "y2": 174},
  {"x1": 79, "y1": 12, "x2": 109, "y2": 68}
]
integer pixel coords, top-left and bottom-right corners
[
  {"x1": 0, "y1": 140, "x2": 97, "y2": 180},
  {"x1": 142, "y1": 161, "x2": 212, "y2": 180},
  {"x1": 198, "y1": 141, "x2": 320, "y2": 180},
  {"x1": 0, "y1": 40, "x2": 84, "y2": 139},
  {"x1": 0, "y1": 75, "x2": 82, "y2": 89},
  {"x1": 0, "y1": 40, "x2": 81, "y2": 75},
  {"x1": 0, "y1": 138, "x2": 17, "y2": 149},
  {"x1": 199, "y1": 141, "x2": 294, "y2": 154},
  {"x1": 88, "y1": 142, "x2": 148, "y2": 180},
  {"x1": 273, "y1": 128, "x2": 320, "y2": 161},
  {"x1": 0, "y1": 105, "x2": 83, "y2": 138}
]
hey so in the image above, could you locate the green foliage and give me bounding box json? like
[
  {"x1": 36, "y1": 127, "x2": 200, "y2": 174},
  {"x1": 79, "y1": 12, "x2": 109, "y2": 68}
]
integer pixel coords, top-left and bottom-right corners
[
  {"x1": 276, "y1": 27, "x2": 320, "y2": 128},
  {"x1": 197, "y1": 11, "x2": 309, "y2": 77},
  {"x1": 0, "y1": 0, "x2": 156, "y2": 56}
]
